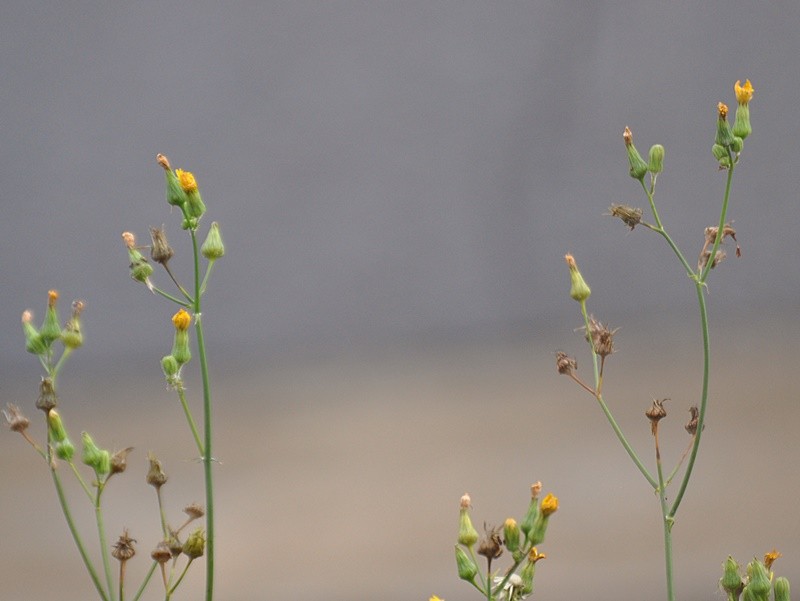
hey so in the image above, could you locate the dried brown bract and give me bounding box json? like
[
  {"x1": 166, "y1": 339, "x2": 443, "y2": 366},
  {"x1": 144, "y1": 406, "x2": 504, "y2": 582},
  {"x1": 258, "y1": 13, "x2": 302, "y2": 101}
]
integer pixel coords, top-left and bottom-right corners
[
  {"x1": 583, "y1": 316, "x2": 618, "y2": 358},
  {"x1": 112, "y1": 529, "x2": 137, "y2": 562},
  {"x1": 477, "y1": 523, "x2": 504, "y2": 569},
  {"x1": 3, "y1": 403, "x2": 30, "y2": 433},
  {"x1": 646, "y1": 398, "x2": 668, "y2": 435},
  {"x1": 685, "y1": 405, "x2": 704, "y2": 435},
  {"x1": 607, "y1": 204, "x2": 644, "y2": 230},
  {"x1": 555, "y1": 351, "x2": 577, "y2": 375}
]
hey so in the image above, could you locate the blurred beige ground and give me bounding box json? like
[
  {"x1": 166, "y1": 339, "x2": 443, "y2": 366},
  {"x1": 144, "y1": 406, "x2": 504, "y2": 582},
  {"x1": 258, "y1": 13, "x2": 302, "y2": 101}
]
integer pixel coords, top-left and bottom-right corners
[{"x1": 1, "y1": 312, "x2": 798, "y2": 601}]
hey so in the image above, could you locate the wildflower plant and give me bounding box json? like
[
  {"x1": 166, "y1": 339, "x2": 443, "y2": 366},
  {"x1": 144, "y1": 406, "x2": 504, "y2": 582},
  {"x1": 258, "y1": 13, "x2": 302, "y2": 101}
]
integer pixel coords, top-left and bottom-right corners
[
  {"x1": 451, "y1": 486, "x2": 557, "y2": 601},
  {"x1": 557, "y1": 81, "x2": 762, "y2": 600},
  {"x1": 6, "y1": 154, "x2": 223, "y2": 601}
]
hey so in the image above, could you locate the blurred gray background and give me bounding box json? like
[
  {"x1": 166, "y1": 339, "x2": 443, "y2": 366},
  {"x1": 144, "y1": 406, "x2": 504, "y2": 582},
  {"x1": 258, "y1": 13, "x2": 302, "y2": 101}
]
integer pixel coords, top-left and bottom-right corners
[{"x1": 1, "y1": 2, "x2": 798, "y2": 600}]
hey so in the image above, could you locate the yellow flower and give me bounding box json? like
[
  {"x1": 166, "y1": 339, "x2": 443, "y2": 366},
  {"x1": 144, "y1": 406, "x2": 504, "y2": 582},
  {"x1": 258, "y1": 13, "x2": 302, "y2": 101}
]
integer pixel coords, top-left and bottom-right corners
[
  {"x1": 764, "y1": 549, "x2": 782, "y2": 571},
  {"x1": 175, "y1": 168, "x2": 198, "y2": 193},
  {"x1": 718, "y1": 102, "x2": 729, "y2": 119},
  {"x1": 540, "y1": 493, "x2": 559, "y2": 516},
  {"x1": 172, "y1": 308, "x2": 191, "y2": 331},
  {"x1": 734, "y1": 79, "x2": 754, "y2": 105},
  {"x1": 429, "y1": 596, "x2": 444, "y2": 601}
]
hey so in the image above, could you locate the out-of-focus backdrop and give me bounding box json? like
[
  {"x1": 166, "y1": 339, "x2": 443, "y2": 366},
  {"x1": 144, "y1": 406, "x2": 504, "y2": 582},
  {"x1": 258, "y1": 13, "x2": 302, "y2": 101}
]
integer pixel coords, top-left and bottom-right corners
[{"x1": 1, "y1": 2, "x2": 798, "y2": 600}]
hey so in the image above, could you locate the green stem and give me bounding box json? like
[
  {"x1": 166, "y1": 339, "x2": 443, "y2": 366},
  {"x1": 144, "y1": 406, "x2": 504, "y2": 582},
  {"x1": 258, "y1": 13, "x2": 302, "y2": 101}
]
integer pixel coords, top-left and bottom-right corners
[
  {"x1": 68, "y1": 460, "x2": 95, "y2": 501},
  {"x1": 175, "y1": 381, "x2": 204, "y2": 456},
  {"x1": 95, "y1": 484, "x2": 116, "y2": 601},
  {"x1": 152, "y1": 286, "x2": 193, "y2": 307},
  {"x1": 50, "y1": 465, "x2": 110, "y2": 601},
  {"x1": 191, "y1": 229, "x2": 215, "y2": 601},
  {"x1": 579, "y1": 300, "x2": 657, "y2": 488},
  {"x1": 168, "y1": 559, "x2": 194, "y2": 596},
  {"x1": 700, "y1": 159, "x2": 735, "y2": 283},
  {"x1": 654, "y1": 428, "x2": 675, "y2": 601},
  {"x1": 131, "y1": 561, "x2": 158, "y2": 601}
]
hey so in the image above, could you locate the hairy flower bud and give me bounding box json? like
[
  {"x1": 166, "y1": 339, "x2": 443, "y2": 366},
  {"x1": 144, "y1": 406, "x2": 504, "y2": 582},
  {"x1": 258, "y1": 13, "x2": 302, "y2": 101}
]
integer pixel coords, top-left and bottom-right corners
[
  {"x1": 565, "y1": 254, "x2": 591, "y2": 302},
  {"x1": 182, "y1": 528, "x2": 205, "y2": 559},
  {"x1": 458, "y1": 493, "x2": 479, "y2": 548},
  {"x1": 455, "y1": 545, "x2": 478, "y2": 582},
  {"x1": 624, "y1": 126, "x2": 648, "y2": 180},
  {"x1": 201, "y1": 222, "x2": 225, "y2": 260},
  {"x1": 648, "y1": 144, "x2": 665, "y2": 174}
]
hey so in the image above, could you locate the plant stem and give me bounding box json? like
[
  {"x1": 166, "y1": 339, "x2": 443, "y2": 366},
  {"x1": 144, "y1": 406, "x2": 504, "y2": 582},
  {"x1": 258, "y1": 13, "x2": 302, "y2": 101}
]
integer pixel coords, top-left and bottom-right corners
[
  {"x1": 95, "y1": 484, "x2": 116, "y2": 601},
  {"x1": 175, "y1": 381, "x2": 204, "y2": 456},
  {"x1": 579, "y1": 300, "x2": 657, "y2": 489},
  {"x1": 654, "y1": 427, "x2": 675, "y2": 601},
  {"x1": 191, "y1": 229, "x2": 215, "y2": 601}
]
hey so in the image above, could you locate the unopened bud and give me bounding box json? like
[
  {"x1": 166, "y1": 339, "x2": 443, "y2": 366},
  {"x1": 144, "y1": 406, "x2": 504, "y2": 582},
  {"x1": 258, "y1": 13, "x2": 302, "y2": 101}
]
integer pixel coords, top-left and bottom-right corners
[
  {"x1": 61, "y1": 300, "x2": 85, "y2": 349},
  {"x1": 624, "y1": 127, "x2": 648, "y2": 180},
  {"x1": 22, "y1": 310, "x2": 47, "y2": 355},
  {"x1": 40, "y1": 290, "x2": 62, "y2": 345},
  {"x1": 774, "y1": 577, "x2": 790, "y2": 601},
  {"x1": 458, "y1": 493, "x2": 479, "y2": 548},
  {"x1": 158, "y1": 154, "x2": 189, "y2": 208},
  {"x1": 720, "y1": 556, "x2": 744, "y2": 597},
  {"x1": 171, "y1": 309, "x2": 192, "y2": 366},
  {"x1": 528, "y1": 493, "x2": 558, "y2": 546},
  {"x1": 716, "y1": 102, "x2": 734, "y2": 148},
  {"x1": 745, "y1": 558, "x2": 772, "y2": 601},
  {"x1": 182, "y1": 528, "x2": 205, "y2": 559},
  {"x1": 648, "y1": 144, "x2": 665, "y2": 174},
  {"x1": 454, "y1": 545, "x2": 478, "y2": 583},
  {"x1": 733, "y1": 80, "x2": 753, "y2": 140},
  {"x1": 201, "y1": 222, "x2": 225, "y2": 260},
  {"x1": 565, "y1": 254, "x2": 591, "y2": 302},
  {"x1": 503, "y1": 518, "x2": 521, "y2": 553},
  {"x1": 55, "y1": 439, "x2": 75, "y2": 461},
  {"x1": 47, "y1": 409, "x2": 68, "y2": 443},
  {"x1": 520, "y1": 483, "x2": 541, "y2": 538}
]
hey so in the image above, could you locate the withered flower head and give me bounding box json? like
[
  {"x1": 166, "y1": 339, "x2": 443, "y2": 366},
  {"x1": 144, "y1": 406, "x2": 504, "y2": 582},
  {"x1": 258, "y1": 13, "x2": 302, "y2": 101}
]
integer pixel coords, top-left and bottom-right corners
[
  {"x1": 555, "y1": 351, "x2": 577, "y2": 376},
  {"x1": 764, "y1": 549, "x2": 782, "y2": 571},
  {"x1": 112, "y1": 529, "x2": 137, "y2": 562},
  {"x1": 156, "y1": 153, "x2": 171, "y2": 171},
  {"x1": 531, "y1": 481, "x2": 542, "y2": 498},
  {"x1": 582, "y1": 316, "x2": 618, "y2": 358},
  {"x1": 704, "y1": 224, "x2": 741, "y2": 258},
  {"x1": 151, "y1": 541, "x2": 172, "y2": 564},
  {"x1": 36, "y1": 377, "x2": 58, "y2": 413},
  {"x1": 459, "y1": 493, "x2": 471, "y2": 510},
  {"x1": 477, "y1": 524, "x2": 503, "y2": 563},
  {"x1": 146, "y1": 452, "x2": 168, "y2": 489},
  {"x1": 110, "y1": 447, "x2": 134, "y2": 475},
  {"x1": 698, "y1": 249, "x2": 727, "y2": 271},
  {"x1": 3, "y1": 403, "x2": 30, "y2": 433},
  {"x1": 608, "y1": 204, "x2": 644, "y2": 230},
  {"x1": 149, "y1": 225, "x2": 174, "y2": 265},
  {"x1": 623, "y1": 126, "x2": 634, "y2": 146},
  {"x1": 685, "y1": 406, "x2": 704, "y2": 436},
  {"x1": 183, "y1": 502, "x2": 205, "y2": 520},
  {"x1": 646, "y1": 398, "x2": 668, "y2": 434},
  {"x1": 121, "y1": 232, "x2": 136, "y2": 249}
]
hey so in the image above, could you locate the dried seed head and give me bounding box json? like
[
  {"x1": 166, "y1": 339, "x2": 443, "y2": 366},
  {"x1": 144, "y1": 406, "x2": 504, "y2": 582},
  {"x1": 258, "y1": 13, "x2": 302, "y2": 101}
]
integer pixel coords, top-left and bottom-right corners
[
  {"x1": 110, "y1": 447, "x2": 134, "y2": 475},
  {"x1": 121, "y1": 232, "x2": 136, "y2": 249},
  {"x1": 607, "y1": 204, "x2": 644, "y2": 230},
  {"x1": 149, "y1": 226, "x2": 174, "y2": 265},
  {"x1": 583, "y1": 316, "x2": 618, "y2": 358},
  {"x1": 183, "y1": 503, "x2": 205, "y2": 520},
  {"x1": 555, "y1": 351, "x2": 577, "y2": 376},
  {"x1": 646, "y1": 398, "x2": 668, "y2": 434},
  {"x1": 146, "y1": 452, "x2": 168, "y2": 489},
  {"x1": 704, "y1": 224, "x2": 741, "y2": 258},
  {"x1": 477, "y1": 524, "x2": 503, "y2": 562},
  {"x1": 698, "y1": 249, "x2": 727, "y2": 271},
  {"x1": 3, "y1": 403, "x2": 30, "y2": 433},
  {"x1": 112, "y1": 529, "x2": 136, "y2": 562},
  {"x1": 530, "y1": 481, "x2": 542, "y2": 499},
  {"x1": 151, "y1": 541, "x2": 172, "y2": 564},
  {"x1": 685, "y1": 406, "x2": 704, "y2": 436},
  {"x1": 36, "y1": 377, "x2": 58, "y2": 413}
]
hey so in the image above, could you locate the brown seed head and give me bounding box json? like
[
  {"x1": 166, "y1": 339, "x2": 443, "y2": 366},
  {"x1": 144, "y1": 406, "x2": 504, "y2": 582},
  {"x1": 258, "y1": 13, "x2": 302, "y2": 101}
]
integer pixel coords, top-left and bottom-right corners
[
  {"x1": 146, "y1": 452, "x2": 168, "y2": 489},
  {"x1": 555, "y1": 351, "x2": 577, "y2": 375},
  {"x1": 698, "y1": 249, "x2": 727, "y2": 271},
  {"x1": 36, "y1": 377, "x2": 58, "y2": 413},
  {"x1": 151, "y1": 541, "x2": 172, "y2": 564},
  {"x1": 183, "y1": 502, "x2": 205, "y2": 520},
  {"x1": 583, "y1": 316, "x2": 618, "y2": 358},
  {"x1": 110, "y1": 447, "x2": 134, "y2": 475},
  {"x1": 685, "y1": 406, "x2": 704, "y2": 436},
  {"x1": 3, "y1": 403, "x2": 30, "y2": 433},
  {"x1": 646, "y1": 398, "x2": 668, "y2": 434},
  {"x1": 477, "y1": 524, "x2": 503, "y2": 562},
  {"x1": 149, "y1": 226, "x2": 174, "y2": 265},
  {"x1": 607, "y1": 203, "x2": 644, "y2": 230},
  {"x1": 112, "y1": 529, "x2": 137, "y2": 562}
]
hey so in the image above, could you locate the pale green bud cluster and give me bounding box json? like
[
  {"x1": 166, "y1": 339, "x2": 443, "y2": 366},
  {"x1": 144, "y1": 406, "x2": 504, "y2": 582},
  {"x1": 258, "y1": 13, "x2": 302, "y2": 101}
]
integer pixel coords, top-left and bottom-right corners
[
  {"x1": 712, "y1": 81, "x2": 754, "y2": 168},
  {"x1": 721, "y1": 553, "x2": 790, "y2": 601}
]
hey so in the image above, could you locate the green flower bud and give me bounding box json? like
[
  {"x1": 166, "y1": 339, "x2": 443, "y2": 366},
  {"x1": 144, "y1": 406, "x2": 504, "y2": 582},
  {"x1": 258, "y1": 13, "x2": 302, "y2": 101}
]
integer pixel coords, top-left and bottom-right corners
[
  {"x1": 745, "y1": 559, "x2": 771, "y2": 601},
  {"x1": 166, "y1": 168, "x2": 189, "y2": 207},
  {"x1": 731, "y1": 137, "x2": 744, "y2": 153},
  {"x1": 40, "y1": 290, "x2": 62, "y2": 345},
  {"x1": 716, "y1": 103, "x2": 734, "y2": 148},
  {"x1": 176, "y1": 169, "x2": 206, "y2": 220},
  {"x1": 520, "y1": 554, "x2": 538, "y2": 596},
  {"x1": 503, "y1": 518, "x2": 520, "y2": 553},
  {"x1": 21, "y1": 311, "x2": 47, "y2": 355},
  {"x1": 161, "y1": 355, "x2": 179, "y2": 379},
  {"x1": 648, "y1": 144, "x2": 665, "y2": 174},
  {"x1": 732, "y1": 80, "x2": 753, "y2": 140},
  {"x1": 528, "y1": 493, "x2": 558, "y2": 546},
  {"x1": 458, "y1": 494, "x2": 479, "y2": 548},
  {"x1": 61, "y1": 300, "x2": 85, "y2": 349},
  {"x1": 720, "y1": 556, "x2": 744, "y2": 597},
  {"x1": 454, "y1": 545, "x2": 478, "y2": 583},
  {"x1": 55, "y1": 439, "x2": 75, "y2": 461},
  {"x1": 774, "y1": 577, "x2": 790, "y2": 601},
  {"x1": 712, "y1": 144, "x2": 729, "y2": 161},
  {"x1": 47, "y1": 409, "x2": 68, "y2": 443},
  {"x1": 171, "y1": 309, "x2": 192, "y2": 366},
  {"x1": 122, "y1": 233, "x2": 154, "y2": 285},
  {"x1": 82, "y1": 431, "x2": 103, "y2": 468},
  {"x1": 520, "y1": 482, "x2": 541, "y2": 538},
  {"x1": 565, "y1": 254, "x2": 591, "y2": 302},
  {"x1": 201, "y1": 222, "x2": 225, "y2": 260},
  {"x1": 182, "y1": 528, "x2": 205, "y2": 559},
  {"x1": 623, "y1": 127, "x2": 648, "y2": 180}
]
